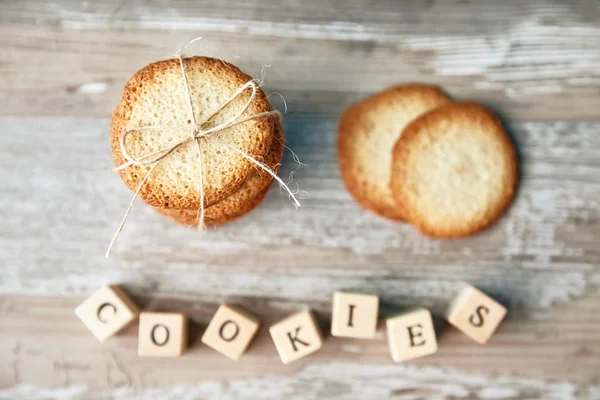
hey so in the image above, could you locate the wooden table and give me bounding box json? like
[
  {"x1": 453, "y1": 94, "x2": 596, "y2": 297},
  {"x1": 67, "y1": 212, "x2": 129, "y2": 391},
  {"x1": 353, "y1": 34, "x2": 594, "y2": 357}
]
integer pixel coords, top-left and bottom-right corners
[{"x1": 2, "y1": 1, "x2": 599, "y2": 398}]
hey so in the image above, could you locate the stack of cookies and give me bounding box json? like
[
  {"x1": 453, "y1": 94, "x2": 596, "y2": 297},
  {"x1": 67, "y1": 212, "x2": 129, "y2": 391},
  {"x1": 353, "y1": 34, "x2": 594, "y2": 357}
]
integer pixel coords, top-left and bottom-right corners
[
  {"x1": 110, "y1": 56, "x2": 283, "y2": 228},
  {"x1": 338, "y1": 84, "x2": 518, "y2": 238}
]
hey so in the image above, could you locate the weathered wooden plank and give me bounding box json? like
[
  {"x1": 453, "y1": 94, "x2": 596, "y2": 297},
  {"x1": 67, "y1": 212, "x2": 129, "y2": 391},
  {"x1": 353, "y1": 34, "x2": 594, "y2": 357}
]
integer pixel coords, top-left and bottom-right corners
[
  {"x1": 1, "y1": 0, "x2": 599, "y2": 119},
  {"x1": 1, "y1": 117, "x2": 599, "y2": 314},
  {"x1": 2, "y1": 0, "x2": 599, "y2": 396},
  {"x1": 0, "y1": 292, "x2": 599, "y2": 396},
  {"x1": 3, "y1": 0, "x2": 600, "y2": 38}
]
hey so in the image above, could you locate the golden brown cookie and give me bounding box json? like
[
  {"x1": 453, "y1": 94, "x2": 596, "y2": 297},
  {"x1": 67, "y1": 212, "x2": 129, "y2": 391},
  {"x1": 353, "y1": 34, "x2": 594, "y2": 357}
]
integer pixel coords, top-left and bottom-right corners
[
  {"x1": 155, "y1": 121, "x2": 284, "y2": 226},
  {"x1": 390, "y1": 102, "x2": 518, "y2": 237},
  {"x1": 337, "y1": 84, "x2": 451, "y2": 220},
  {"x1": 111, "y1": 56, "x2": 276, "y2": 209},
  {"x1": 155, "y1": 187, "x2": 271, "y2": 227}
]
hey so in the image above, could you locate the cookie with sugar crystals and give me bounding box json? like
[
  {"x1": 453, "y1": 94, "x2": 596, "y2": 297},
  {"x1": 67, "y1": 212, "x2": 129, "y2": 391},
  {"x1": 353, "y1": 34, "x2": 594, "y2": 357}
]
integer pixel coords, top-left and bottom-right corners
[
  {"x1": 390, "y1": 101, "x2": 518, "y2": 237},
  {"x1": 111, "y1": 56, "x2": 276, "y2": 209},
  {"x1": 337, "y1": 84, "x2": 451, "y2": 220},
  {"x1": 155, "y1": 121, "x2": 285, "y2": 226}
]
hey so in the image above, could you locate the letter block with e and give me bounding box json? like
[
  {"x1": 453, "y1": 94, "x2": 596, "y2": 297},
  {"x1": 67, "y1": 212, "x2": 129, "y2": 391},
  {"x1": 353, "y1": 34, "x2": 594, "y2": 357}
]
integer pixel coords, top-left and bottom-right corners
[
  {"x1": 201, "y1": 304, "x2": 261, "y2": 360},
  {"x1": 386, "y1": 308, "x2": 437, "y2": 362},
  {"x1": 75, "y1": 285, "x2": 140, "y2": 342},
  {"x1": 138, "y1": 312, "x2": 188, "y2": 357},
  {"x1": 446, "y1": 285, "x2": 507, "y2": 344},
  {"x1": 269, "y1": 310, "x2": 324, "y2": 364}
]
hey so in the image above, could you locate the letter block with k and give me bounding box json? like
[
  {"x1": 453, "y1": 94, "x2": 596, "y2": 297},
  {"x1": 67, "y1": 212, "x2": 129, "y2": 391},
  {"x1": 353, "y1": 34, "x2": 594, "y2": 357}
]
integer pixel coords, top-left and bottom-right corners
[
  {"x1": 446, "y1": 285, "x2": 507, "y2": 344},
  {"x1": 201, "y1": 304, "x2": 261, "y2": 360},
  {"x1": 386, "y1": 308, "x2": 437, "y2": 362},
  {"x1": 75, "y1": 285, "x2": 140, "y2": 342},
  {"x1": 269, "y1": 310, "x2": 324, "y2": 364}
]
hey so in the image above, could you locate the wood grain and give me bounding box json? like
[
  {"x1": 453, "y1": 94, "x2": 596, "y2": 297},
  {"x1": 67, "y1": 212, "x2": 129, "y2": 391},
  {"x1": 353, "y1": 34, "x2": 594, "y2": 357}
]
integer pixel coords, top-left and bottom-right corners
[
  {"x1": 1, "y1": 291, "x2": 599, "y2": 398},
  {"x1": 2, "y1": 0, "x2": 600, "y2": 397},
  {"x1": 1, "y1": 0, "x2": 600, "y2": 119},
  {"x1": 1, "y1": 115, "x2": 599, "y2": 395}
]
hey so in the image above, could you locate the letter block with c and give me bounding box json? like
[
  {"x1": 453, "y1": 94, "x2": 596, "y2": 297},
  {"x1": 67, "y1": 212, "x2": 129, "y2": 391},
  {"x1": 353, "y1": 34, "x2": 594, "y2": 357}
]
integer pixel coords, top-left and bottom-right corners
[
  {"x1": 269, "y1": 310, "x2": 324, "y2": 364},
  {"x1": 201, "y1": 304, "x2": 261, "y2": 360},
  {"x1": 75, "y1": 285, "x2": 140, "y2": 342},
  {"x1": 138, "y1": 312, "x2": 188, "y2": 357},
  {"x1": 386, "y1": 308, "x2": 437, "y2": 362},
  {"x1": 445, "y1": 285, "x2": 507, "y2": 344}
]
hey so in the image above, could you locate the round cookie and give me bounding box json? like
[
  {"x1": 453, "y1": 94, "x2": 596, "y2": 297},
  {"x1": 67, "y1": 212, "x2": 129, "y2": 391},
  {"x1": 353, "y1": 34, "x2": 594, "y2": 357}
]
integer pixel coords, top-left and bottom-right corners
[
  {"x1": 337, "y1": 84, "x2": 451, "y2": 220},
  {"x1": 390, "y1": 101, "x2": 518, "y2": 237},
  {"x1": 111, "y1": 56, "x2": 276, "y2": 209},
  {"x1": 155, "y1": 122, "x2": 284, "y2": 226}
]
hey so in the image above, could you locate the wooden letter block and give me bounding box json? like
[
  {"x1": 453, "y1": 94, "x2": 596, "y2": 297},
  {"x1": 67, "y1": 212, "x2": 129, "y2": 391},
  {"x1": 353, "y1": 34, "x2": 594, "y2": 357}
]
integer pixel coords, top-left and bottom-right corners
[
  {"x1": 138, "y1": 312, "x2": 188, "y2": 357},
  {"x1": 386, "y1": 308, "x2": 437, "y2": 362},
  {"x1": 269, "y1": 310, "x2": 324, "y2": 364},
  {"x1": 75, "y1": 285, "x2": 140, "y2": 342},
  {"x1": 201, "y1": 304, "x2": 261, "y2": 360},
  {"x1": 331, "y1": 291, "x2": 379, "y2": 339},
  {"x1": 446, "y1": 285, "x2": 507, "y2": 344}
]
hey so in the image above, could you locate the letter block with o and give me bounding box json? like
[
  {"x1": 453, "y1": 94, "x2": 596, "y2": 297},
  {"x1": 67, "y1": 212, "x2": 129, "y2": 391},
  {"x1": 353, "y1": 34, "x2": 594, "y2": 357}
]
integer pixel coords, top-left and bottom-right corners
[
  {"x1": 269, "y1": 310, "x2": 324, "y2": 364},
  {"x1": 75, "y1": 285, "x2": 140, "y2": 342},
  {"x1": 386, "y1": 308, "x2": 437, "y2": 362},
  {"x1": 138, "y1": 312, "x2": 188, "y2": 357},
  {"x1": 445, "y1": 285, "x2": 507, "y2": 344},
  {"x1": 201, "y1": 304, "x2": 261, "y2": 360}
]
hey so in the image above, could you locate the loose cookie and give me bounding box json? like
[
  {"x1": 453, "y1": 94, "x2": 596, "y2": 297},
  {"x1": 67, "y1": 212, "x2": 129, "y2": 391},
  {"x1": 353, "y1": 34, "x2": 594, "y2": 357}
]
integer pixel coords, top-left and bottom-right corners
[
  {"x1": 111, "y1": 56, "x2": 276, "y2": 209},
  {"x1": 337, "y1": 85, "x2": 451, "y2": 220},
  {"x1": 155, "y1": 122, "x2": 285, "y2": 226},
  {"x1": 390, "y1": 102, "x2": 518, "y2": 237}
]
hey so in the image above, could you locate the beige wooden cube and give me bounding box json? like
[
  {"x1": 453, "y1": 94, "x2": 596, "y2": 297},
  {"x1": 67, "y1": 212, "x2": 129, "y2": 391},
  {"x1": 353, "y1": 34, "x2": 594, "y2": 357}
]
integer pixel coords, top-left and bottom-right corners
[
  {"x1": 75, "y1": 285, "x2": 140, "y2": 342},
  {"x1": 331, "y1": 291, "x2": 379, "y2": 339},
  {"x1": 386, "y1": 308, "x2": 437, "y2": 362},
  {"x1": 201, "y1": 304, "x2": 261, "y2": 360},
  {"x1": 138, "y1": 312, "x2": 188, "y2": 357},
  {"x1": 446, "y1": 285, "x2": 507, "y2": 344},
  {"x1": 269, "y1": 310, "x2": 324, "y2": 364}
]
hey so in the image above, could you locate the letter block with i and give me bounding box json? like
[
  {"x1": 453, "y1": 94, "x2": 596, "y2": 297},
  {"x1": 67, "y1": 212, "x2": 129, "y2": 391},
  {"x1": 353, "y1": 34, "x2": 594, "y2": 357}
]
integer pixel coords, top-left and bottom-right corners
[
  {"x1": 386, "y1": 308, "x2": 437, "y2": 362},
  {"x1": 75, "y1": 285, "x2": 140, "y2": 342},
  {"x1": 446, "y1": 285, "x2": 507, "y2": 344},
  {"x1": 201, "y1": 304, "x2": 261, "y2": 360},
  {"x1": 138, "y1": 312, "x2": 188, "y2": 357},
  {"x1": 269, "y1": 310, "x2": 324, "y2": 364},
  {"x1": 331, "y1": 292, "x2": 379, "y2": 339}
]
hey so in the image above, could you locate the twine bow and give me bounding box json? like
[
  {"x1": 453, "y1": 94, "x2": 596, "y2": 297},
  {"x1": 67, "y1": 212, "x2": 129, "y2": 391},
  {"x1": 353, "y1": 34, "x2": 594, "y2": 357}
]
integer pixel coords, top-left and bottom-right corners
[{"x1": 106, "y1": 50, "x2": 300, "y2": 258}]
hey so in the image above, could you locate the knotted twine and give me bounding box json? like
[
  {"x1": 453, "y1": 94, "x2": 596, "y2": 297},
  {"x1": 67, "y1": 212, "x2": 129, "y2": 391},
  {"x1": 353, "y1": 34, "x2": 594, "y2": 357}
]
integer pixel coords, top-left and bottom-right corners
[{"x1": 106, "y1": 44, "x2": 301, "y2": 258}]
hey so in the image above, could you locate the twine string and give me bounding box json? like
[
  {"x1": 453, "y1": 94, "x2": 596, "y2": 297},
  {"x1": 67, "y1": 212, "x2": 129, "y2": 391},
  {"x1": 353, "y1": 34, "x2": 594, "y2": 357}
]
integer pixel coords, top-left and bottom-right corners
[
  {"x1": 106, "y1": 49, "x2": 300, "y2": 258},
  {"x1": 177, "y1": 51, "x2": 205, "y2": 230}
]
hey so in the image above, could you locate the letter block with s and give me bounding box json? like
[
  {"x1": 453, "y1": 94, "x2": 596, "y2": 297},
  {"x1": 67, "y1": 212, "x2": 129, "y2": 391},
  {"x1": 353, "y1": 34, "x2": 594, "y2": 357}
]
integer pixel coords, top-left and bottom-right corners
[
  {"x1": 386, "y1": 308, "x2": 437, "y2": 362},
  {"x1": 201, "y1": 304, "x2": 261, "y2": 360},
  {"x1": 269, "y1": 310, "x2": 324, "y2": 364},
  {"x1": 75, "y1": 285, "x2": 140, "y2": 342},
  {"x1": 446, "y1": 285, "x2": 507, "y2": 344},
  {"x1": 138, "y1": 312, "x2": 188, "y2": 357}
]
